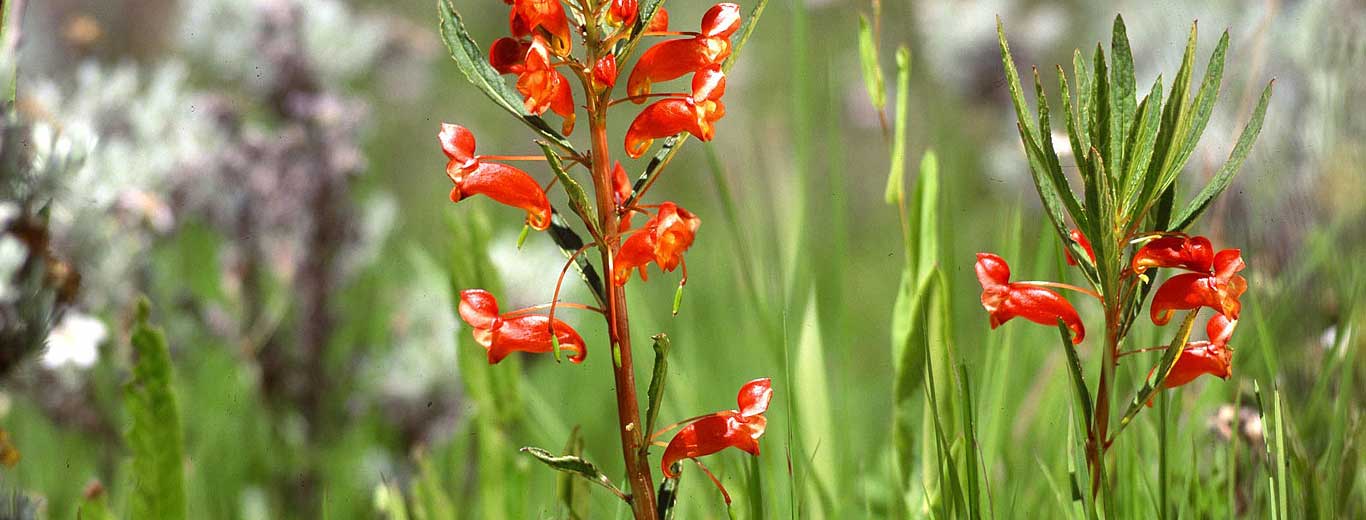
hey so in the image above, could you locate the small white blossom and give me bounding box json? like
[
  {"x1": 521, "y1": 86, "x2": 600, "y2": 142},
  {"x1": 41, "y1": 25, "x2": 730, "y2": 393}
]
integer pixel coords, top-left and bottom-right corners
[{"x1": 41, "y1": 312, "x2": 108, "y2": 369}]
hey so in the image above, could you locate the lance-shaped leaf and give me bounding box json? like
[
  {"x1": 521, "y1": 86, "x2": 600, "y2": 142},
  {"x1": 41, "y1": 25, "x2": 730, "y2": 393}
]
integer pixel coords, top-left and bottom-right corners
[
  {"x1": 1110, "y1": 15, "x2": 1136, "y2": 168},
  {"x1": 1033, "y1": 66, "x2": 1090, "y2": 233},
  {"x1": 1119, "y1": 75, "x2": 1164, "y2": 211},
  {"x1": 857, "y1": 15, "x2": 886, "y2": 114},
  {"x1": 623, "y1": 0, "x2": 770, "y2": 209},
  {"x1": 521, "y1": 447, "x2": 630, "y2": 503},
  {"x1": 1171, "y1": 81, "x2": 1273, "y2": 231},
  {"x1": 438, "y1": 1, "x2": 575, "y2": 152},
  {"x1": 1111, "y1": 310, "x2": 1200, "y2": 440},
  {"x1": 1133, "y1": 23, "x2": 1199, "y2": 220},
  {"x1": 644, "y1": 333, "x2": 672, "y2": 439},
  {"x1": 539, "y1": 142, "x2": 599, "y2": 239},
  {"x1": 884, "y1": 47, "x2": 910, "y2": 205},
  {"x1": 557, "y1": 428, "x2": 592, "y2": 519},
  {"x1": 1055, "y1": 320, "x2": 1094, "y2": 427},
  {"x1": 125, "y1": 300, "x2": 188, "y2": 520}
]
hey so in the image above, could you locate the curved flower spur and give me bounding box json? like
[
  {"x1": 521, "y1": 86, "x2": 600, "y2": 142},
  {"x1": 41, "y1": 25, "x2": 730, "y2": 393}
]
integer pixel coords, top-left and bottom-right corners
[{"x1": 435, "y1": 1, "x2": 770, "y2": 518}]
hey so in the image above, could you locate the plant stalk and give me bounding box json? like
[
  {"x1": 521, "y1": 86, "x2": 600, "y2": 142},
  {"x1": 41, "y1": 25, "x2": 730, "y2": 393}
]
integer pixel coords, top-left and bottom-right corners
[{"x1": 586, "y1": 31, "x2": 658, "y2": 519}]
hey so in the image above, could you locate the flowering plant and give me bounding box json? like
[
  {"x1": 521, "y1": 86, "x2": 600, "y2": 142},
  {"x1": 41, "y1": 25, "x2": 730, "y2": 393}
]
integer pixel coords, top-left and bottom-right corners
[
  {"x1": 989, "y1": 15, "x2": 1272, "y2": 509},
  {"x1": 436, "y1": 1, "x2": 769, "y2": 517}
]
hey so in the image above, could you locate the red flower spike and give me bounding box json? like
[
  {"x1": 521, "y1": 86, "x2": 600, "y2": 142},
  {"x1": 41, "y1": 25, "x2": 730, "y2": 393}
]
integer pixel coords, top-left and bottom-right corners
[
  {"x1": 624, "y1": 98, "x2": 725, "y2": 158},
  {"x1": 611, "y1": 202, "x2": 701, "y2": 285},
  {"x1": 1150, "y1": 248, "x2": 1247, "y2": 325},
  {"x1": 593, "y1": 54, "x2": 619, "y2": 90},
  {"x1": 976, "y1": 253, "x2": 1085, "y2": 343},
  {"x1": 508, "y1": 0, "x2": 572, "y2": 53},
  {"x1": 608, "y1": 0, "x2": 638, "y2": 27},
  {"x1": 1064, "y1": 228, "x2": 1095, "y2": 266},
  {"x1": 1132, "y1": 235, "x2": 1214, "y2": 275},
  {"x1": 517, "y1": 37, "x2": 577, "y2": 135},
  {"x1": 489, "y1": 37, "x2": 531, "y2": 74},
  {"x1": 661, "y1": 378, "x2": 772, "y2": 478},
  {"x1": 458, "y1": 289, "x2": 587, "y2": 364},
  {"x1": 626, "y1": 4, "x2": 739, "y2": 100},
  {"x1": 439, "y1": 124, "x2": 553, "y2": 230}
]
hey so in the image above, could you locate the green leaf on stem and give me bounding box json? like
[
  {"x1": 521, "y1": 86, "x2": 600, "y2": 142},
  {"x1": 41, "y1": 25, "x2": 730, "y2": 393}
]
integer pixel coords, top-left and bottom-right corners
[
  {"x1": 125, "y1": 300, "x2": 188, "y2": 520},
  {"x1": 538, "y1": 142, "x2": 600, "y2": 239},
  {"x1": 884, "y1": 46, "x2": 910, "y2": 205},
  {"x1": 1055, "y1": 321, "x2": 1094, "y2": 427},
  {"x1": 557, "y1": 427, "x2": 592, "y2": 519},
  {"x1": 1111, "y1": 310, "x2": 1200, "y2": 440},
  {"x1": 644, "y1": 333, "x2": 671, "y2": 439},
  {"x1": 857, "y1": 14, "x2": 886, "y2": 113},
  {"x1": 520, "y1": 447, "x2": 630, "y2": 503},
  {"x1": 437, "y1": 0, "x2": 575, "y2": 152},
  {"x1": 1119, "y1": 75, "x2": 1164, "y2": 208},
  {"x1": 1110, "y1": 15, "x2": 1136, "y2": 168},
  {"x1": 1171, "y1": 81, "x2": 1273, "y2": 231}
]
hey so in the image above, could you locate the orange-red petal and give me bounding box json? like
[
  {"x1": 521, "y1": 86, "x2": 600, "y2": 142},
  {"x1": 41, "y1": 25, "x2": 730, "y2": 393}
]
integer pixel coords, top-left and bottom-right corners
[
  {"x1": 458, "y1": 289, "x2": 501, "y2": 329},
  {"x1": 493, "y1": 314, "x2": 587, "y2": 364},
  {"x1": 975, "y1": 253, "x2": 1085, "y2": 343},
  {"x1": 700, "y1": 3, "x2": 742, "y2": 38},
  {"x1": 593, "y1": 54, "x2": 619, "y2": 90},
  {"x1": 691, "y1": 65, "x2": 726, "y2": 102},
  {"x1": 489, "y1": 37, "x2": 530, "y2": 74},
  {"x1": 608, "y1": 0, "x2": 638, "y2": 26},
  {"x1": 1150, "y1": 272, "x2": 1247, "y2": 325},
  {"x1": 645, "y1": 7, "x2": 669, "y2": 32},
  {"x1": 627, "y1": 37, "x2": 730, "y2": 99},
  {"x1": 439, "y1": 123, "x2": 478, "y2": 172},
  {"x1": 624, "y1": 98, "x2": 722, "y2": 158},
  {"x1": 509, "y1": 0, "x2": 572, "y2": 52},
  {"x1": 736, "y1": 378, "x2": 773, "y2": 418},
  {"x1": 613, "y1": 230, "x2": 656, "y2": 285},
  {"x1": 660, "y1": 411, "x2": 767, "y2": 478},
  {"x1": 650, "y1": 202, "x2": 700, "y2": 271},
  {"x1": 457, "y1": 162, "x2": 553, "y2": 230},
  {"x1": 1064, "y1": 228, "x2": 1095, "y2": 266},
  {"x1": 611, "y1": 161, "x2": 632, "y2": 204},
  {"x1": 1132, "y1": 235, "x2": 1214, "y2": 275}
]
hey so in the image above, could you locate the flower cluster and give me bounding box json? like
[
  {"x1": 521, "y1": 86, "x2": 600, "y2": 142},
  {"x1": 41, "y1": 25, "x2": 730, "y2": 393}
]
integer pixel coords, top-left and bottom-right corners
[
  {"x1": 436, "y1": 2, "x2": 765, "y2": 510},
  {"x1": 976, "y1": 232, "x2": 1246, "y2": 392}
]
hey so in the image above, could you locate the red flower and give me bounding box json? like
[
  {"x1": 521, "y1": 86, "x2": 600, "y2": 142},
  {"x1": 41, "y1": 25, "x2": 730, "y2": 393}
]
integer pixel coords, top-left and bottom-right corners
[
  {"x1": 613, "y1": 202, "x2": 701, "y2": 285},
  {"x1": 489, "y1": 37, "x2": 531, "y2": 74},
  {"x1": 593, "y1": 54, "x2": 619, "y2": 90},
  {"x1": 516, "y1": 37, "x2": 577, "y2": 135},
  {"x1": 1150, "y1": 248, "x2": 1247, "y2": 325},
  {"x1": 507, "y1": 0, "x2": 572, "y2": 53},
  {"x1": 1064, "y1": 228, "x2": 1095, "y2": 266},
  {"x1": 608, "y1": 0, "x2": 638, "y2": 26},
  {"x1": 626, "y1": 3, "x2": 741, "y2": 100},
  {"x1": 661, "y1": 378, "x2": 771, "y2": 478},
  {"x1": 624, "y1": 96, "x2": 725, "y2": 158},
  {"x1": 1161, "y1": 313, "x2": 1235, "y2": 389},
  {"x1": 645, "y1": 7, "x2": 669, "y2": 32},
  {"x1": 611, "y1": 161, "x2": 633, "y2": 205},
  {"x1": 439, "y1": 124, "x2": 552, "y2": 230},
  {"x1": 976, "y1": 253, "x2": 1085, "y2": 343},
  {"x1": 458, "y1": 289, "x2": 587, "y2": 364},
  {"x1": 1132, "y1": 235, "x2": 1214, "y2": 275}
]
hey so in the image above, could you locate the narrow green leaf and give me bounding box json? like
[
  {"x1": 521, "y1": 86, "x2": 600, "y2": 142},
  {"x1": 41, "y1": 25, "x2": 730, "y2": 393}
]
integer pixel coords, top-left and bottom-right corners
[
  {"x1": 557, "y1": 428, "x2": 592, "y2": 519},
  {"x1": 1074, "y1": 50, "x2": 1093, "y2": 150},
  {"x1": 1055, "y1": 321, "x2": 1094, "y2": 426},
  {"x1": 996, "y1": 17, "x2": 1040, "y2": 144},
  {"x1": 857, "y1": 15, "x2": 886, "y2": 112},
  {"x1": 1111, "y1": 311, "x2": 1200, "y2": 439},
  {"x1": 520, "y1": 447, "x2": 629, "y2": 503},
  {"x1": 1057, "y1": 65, "x2": 1090, "y2": 184},
  {"x1": 437, "y1": 0, "x2": 575, "y2": 151},
  {"x1": 125, "y1": 300, "x2": 188, "y2": 520},
  {"x1": 1111, "y1": 15, "x2": 1137, "y2": 166},
  {"x1": 644, "y1": 333, "x2": 671, "y2": 438},
  {"x1": 1171, "y1": 81, "x2": 1273, "y2": 230},
  {"x1": 1120, "y1": 76, "x2": 1164, "y2": 211},
  {"x1": 1033, "y1": 66, "x2": 1090, "y2": 234},
  {"x1": 1168, "y1": 31, "x2": 1230, "y2": 182},
  {"x1": 1134, "y1": 23, "x2": 1199, "y2": 219},
  {"x1": 885, "y1": 47, "x2": 911, "y2": 205},
  {"x1": 538, "y1": 142, "x2": 600, "y2": 238},
  {"x1": 1091, "y1": 45, "x2": 1113, "y2": 182}
]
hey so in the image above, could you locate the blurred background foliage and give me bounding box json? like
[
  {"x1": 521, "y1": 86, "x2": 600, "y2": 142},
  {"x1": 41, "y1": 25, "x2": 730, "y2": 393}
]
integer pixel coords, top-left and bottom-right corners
[{"x1": 0, "y1": 0, "x2": 1361, "y2": 518}]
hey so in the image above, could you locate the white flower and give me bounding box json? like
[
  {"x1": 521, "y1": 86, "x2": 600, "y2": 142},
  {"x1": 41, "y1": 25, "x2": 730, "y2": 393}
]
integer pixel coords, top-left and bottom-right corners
[{"x1": 41, "y1": 312, "x2": 108, "y2": 369}]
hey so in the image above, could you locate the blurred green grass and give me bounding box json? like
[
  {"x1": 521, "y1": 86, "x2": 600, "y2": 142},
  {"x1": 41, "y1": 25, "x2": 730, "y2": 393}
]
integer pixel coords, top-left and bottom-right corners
[{"x1": 5, "y1": 0, "x2": 1364, "y2": 518}]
